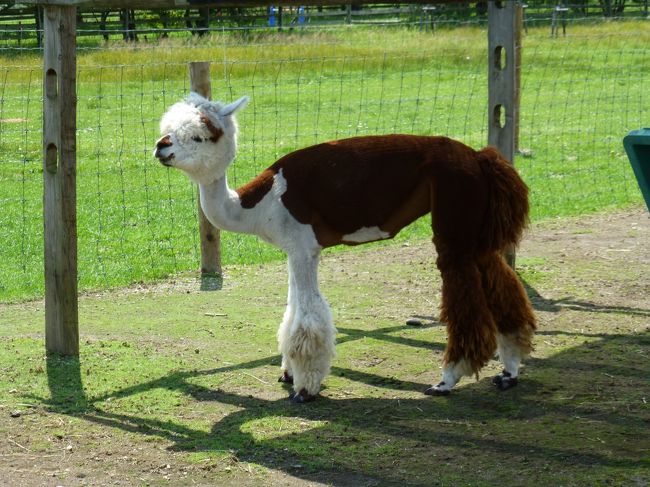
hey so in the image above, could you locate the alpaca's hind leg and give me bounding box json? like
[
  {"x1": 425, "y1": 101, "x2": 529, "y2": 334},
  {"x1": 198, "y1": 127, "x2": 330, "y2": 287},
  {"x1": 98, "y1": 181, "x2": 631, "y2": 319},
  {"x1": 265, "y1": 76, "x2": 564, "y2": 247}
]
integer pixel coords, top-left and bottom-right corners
[
  {"x1": 478, "y1": 252, "x2": 536, "y2": 390},
  {"x1": 426, "y1": 253, "x2": 498, "y2": 395},
  {"x1": 492, "y1": 334, "x2": 524, "y2": 390},
  {"x1": 278, "y1": 251, "x2": 336, "y2": 403}
]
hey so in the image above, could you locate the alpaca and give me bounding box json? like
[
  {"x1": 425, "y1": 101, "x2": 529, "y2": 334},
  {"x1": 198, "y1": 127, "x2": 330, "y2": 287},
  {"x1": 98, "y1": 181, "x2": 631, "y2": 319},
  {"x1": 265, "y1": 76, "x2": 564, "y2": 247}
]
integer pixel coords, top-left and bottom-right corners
[{"x1": 154, "y1": 93, "x2": 536, "y2": 403}]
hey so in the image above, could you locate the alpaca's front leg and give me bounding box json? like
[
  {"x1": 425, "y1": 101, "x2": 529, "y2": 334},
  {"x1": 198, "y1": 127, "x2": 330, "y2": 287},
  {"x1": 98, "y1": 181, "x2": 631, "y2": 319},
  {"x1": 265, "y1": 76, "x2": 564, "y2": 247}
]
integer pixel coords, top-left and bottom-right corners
[
  {"x1": 277, "y1": 271, "x2": 296, "y2": 384},
  {"x1": 278, "y1": 251, "x2": 336, "y2": 403}
]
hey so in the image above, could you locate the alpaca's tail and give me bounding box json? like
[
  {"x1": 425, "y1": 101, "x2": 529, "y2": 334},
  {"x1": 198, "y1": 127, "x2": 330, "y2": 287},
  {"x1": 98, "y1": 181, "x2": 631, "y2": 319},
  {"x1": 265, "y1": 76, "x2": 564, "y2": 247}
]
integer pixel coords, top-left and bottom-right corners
[{"x1": 477, "y1": 147, "x2": 530, "y2": 254}]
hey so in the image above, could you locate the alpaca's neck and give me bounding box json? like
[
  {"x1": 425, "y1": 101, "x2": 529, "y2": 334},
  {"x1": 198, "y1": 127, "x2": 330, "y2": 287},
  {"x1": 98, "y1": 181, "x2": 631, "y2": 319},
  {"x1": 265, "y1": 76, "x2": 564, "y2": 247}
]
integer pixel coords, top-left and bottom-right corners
[{"x1": 198, "y1": 175, "x2": 257, "y2": 236}]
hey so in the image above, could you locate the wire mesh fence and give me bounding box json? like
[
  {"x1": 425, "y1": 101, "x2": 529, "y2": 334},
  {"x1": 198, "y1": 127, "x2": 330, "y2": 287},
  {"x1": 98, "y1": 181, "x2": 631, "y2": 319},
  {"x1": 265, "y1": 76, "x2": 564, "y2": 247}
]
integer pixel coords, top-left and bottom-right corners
[
  {"x1": 0, "y1": 14, "x2": 648, "y2": 302},
  {"x1": 1, "y1": 2, "x2": 649, "y2": 46}
]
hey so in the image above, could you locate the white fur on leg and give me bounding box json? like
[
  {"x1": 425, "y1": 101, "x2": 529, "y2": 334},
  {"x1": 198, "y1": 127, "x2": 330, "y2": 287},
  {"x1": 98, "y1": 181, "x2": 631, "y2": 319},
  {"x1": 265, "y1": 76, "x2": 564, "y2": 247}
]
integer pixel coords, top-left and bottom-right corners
[
  {"x1": 281, "y1": 298, "x2": 336, "y2": 396},
  {"x1": 277, "y1": 301, "x2": 295, "y2": 379},
  {"x1": 492, "y1": 333, "x2": 527, "y2": 390},
  {"x1": 277, "y1": 268, "x2": 297, "y2": 380},
  {"x1": 496, "y1": 333, "x2": 523, "y2": 378},
  {"x1": 427, "y1": 359, "x2": 473, "y2": 395},
  {"x1": 278, "y1": 249, "x2": 337, "y2": 398}
]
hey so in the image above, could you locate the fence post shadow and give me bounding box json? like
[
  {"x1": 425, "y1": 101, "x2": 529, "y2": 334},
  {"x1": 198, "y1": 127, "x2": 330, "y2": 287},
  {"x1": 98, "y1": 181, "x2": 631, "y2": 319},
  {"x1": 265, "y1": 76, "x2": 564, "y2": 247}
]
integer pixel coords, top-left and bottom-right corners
[
  {"x1": 200, "y1": 272, "x2": 223, "y2": 291},
  {"x1": 46, "y1": 352, "x2": 87, "y2": 413}
]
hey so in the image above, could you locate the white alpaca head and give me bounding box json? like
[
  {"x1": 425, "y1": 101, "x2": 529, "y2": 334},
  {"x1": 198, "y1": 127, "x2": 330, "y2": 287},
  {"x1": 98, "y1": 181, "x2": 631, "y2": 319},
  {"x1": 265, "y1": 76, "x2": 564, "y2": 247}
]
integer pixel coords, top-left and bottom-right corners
[{"x1": 154, "y1": 93, "x2": 249, "y2": 184}]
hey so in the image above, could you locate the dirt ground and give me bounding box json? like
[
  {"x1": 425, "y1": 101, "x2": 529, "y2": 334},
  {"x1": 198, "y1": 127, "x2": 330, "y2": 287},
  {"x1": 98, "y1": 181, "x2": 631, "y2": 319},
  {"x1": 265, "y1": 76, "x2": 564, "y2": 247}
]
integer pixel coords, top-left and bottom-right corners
[{"x1": 1, "y1": 206, "x2": 649, "y2": 486}]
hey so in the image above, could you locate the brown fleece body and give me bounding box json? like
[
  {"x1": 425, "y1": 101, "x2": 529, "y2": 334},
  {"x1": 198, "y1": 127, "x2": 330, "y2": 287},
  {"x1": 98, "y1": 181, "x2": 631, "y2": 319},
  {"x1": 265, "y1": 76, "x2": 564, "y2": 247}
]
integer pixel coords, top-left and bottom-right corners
[{"x1": 235, "y1": 134, "x2": 535, "y2": 375}]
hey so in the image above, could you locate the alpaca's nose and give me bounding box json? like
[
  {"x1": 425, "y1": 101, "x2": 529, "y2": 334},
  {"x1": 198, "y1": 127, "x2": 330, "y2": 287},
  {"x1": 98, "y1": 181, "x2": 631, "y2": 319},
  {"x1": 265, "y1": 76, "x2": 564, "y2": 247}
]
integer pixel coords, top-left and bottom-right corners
[
  {"x1": 154, "y1": 135, "x2": 172, "y2": 158},
  {"x1": 156, "y1": 135, "x2": 172, "y2": 149}
]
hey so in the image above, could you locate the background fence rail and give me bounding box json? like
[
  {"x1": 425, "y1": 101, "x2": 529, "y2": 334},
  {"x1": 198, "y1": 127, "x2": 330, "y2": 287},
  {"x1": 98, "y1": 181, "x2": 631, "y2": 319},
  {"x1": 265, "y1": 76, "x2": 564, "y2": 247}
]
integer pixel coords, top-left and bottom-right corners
[
  {"x1": 1, "y1": 1, "x2": 649, "y2": 46},
  {"x1": 0, "y1": 10, "x2": 648, "y2": 302}
]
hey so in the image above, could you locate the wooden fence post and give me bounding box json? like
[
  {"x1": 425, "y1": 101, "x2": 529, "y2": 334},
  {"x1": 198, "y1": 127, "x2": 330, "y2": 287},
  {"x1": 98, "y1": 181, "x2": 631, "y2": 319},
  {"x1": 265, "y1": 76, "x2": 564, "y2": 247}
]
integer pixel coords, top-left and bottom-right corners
[
  {"x1": 43, "y1": 5, "x2": 79, "y2": 356},
  {"x1": 488, "y1": 0, "x2": 522, "y2": 268},
  {"x1": 189, "y1": 62, "x2": 222, "y2": 278}
]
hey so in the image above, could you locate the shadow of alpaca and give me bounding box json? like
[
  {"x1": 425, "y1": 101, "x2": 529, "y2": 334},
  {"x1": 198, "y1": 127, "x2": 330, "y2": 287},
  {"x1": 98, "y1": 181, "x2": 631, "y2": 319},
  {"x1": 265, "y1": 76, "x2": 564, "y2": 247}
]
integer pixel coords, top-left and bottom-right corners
[
  {"x1": 38, "y1": 277, "x2": 650, "y2": 485},
  {"x1": 42, "y1": 325, "x2": 649, "y2": 486}
]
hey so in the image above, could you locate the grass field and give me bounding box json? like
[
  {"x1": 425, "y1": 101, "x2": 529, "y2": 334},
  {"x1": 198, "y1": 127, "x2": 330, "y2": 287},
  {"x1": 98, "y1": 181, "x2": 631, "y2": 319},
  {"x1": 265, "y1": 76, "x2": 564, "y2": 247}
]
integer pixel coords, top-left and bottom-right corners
[
  {"x1": 1, "y1": 21, "x2": 649, "y2": 302},
  {"x1": 0, "y1": 207, "x2": 648, "y2": 485}
]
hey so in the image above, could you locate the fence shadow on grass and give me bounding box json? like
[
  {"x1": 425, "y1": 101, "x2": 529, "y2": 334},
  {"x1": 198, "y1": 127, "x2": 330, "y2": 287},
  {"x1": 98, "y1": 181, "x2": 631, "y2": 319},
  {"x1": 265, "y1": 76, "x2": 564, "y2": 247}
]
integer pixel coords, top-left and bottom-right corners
[
  {"x1": 336, "y1": 323, "x2": 444, "y2": 351},
  {"x1": 38, "y1": 279, "x2": 650, "y2": 484},
  {"x1": 40, "y1": 325, "x2": 648, "y2": 486},
  {"x1": 523, "y1": 279, "x2": 650, "y2": 318}
]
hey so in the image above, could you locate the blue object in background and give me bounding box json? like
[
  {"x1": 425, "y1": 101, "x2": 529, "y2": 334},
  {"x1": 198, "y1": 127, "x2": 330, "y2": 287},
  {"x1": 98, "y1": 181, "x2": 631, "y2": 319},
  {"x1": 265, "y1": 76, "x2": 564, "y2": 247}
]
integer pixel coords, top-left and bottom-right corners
[
  {"x1": 623, "y1": 128, "x2": 650, "y2": 213},
  {"x1": 269, "y1": 6, "x2": 277, "y2": 27}
]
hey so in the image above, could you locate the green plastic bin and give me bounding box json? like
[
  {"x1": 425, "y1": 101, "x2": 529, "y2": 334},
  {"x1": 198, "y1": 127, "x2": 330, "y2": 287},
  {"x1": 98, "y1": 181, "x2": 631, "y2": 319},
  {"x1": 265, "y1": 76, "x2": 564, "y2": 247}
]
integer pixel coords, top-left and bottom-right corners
[{"x1": 623, "y1": 128, "x2": 650, "y2": 213}]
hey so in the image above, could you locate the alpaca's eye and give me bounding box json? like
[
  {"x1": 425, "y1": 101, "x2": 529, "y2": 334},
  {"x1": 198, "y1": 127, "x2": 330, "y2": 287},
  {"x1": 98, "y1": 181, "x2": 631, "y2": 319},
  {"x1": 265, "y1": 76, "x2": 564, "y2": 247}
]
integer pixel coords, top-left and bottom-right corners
[{"x1": 191, "y1": 136, "x2": 203, "y2": 143}]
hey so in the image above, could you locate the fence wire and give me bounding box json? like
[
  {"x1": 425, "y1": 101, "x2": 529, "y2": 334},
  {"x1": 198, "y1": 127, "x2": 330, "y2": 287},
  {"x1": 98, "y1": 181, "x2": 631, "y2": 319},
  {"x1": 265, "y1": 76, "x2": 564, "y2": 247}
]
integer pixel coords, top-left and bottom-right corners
[{"x1": 0, "y1": 17, "x2": 648, "y2": 302}]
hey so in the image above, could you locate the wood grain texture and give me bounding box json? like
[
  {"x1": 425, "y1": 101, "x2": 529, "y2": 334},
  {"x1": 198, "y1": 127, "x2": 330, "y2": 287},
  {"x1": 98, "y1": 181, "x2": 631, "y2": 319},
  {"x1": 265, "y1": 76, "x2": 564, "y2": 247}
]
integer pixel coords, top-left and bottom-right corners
[
  {"x1": 43, "y1": 5, "x2": 79, "y2": 356},
  {"x1": 487, "y1": 1, "x2": 522, "y2": 268},
  {"x1": 189, "y1": 62, "x2": 222, "y2": 276}
]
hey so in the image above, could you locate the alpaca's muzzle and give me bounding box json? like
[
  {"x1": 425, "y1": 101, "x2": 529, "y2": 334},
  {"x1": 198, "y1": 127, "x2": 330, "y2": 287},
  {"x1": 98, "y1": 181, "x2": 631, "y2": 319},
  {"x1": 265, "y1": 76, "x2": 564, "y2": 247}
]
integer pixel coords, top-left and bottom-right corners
[{"x1": 154, "y1": 135, "x2": 174, "y2": 166}]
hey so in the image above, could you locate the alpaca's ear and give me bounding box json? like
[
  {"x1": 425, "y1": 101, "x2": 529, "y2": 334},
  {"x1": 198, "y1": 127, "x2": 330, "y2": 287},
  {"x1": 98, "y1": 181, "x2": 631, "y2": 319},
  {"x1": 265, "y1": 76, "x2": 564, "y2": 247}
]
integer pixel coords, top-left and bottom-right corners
[
  {"x1": 186, "y1": 91, "x2": 210, "y2": 107},
  {"x1": 218, "y1": 96, "x2": 249, "y2": 118}
]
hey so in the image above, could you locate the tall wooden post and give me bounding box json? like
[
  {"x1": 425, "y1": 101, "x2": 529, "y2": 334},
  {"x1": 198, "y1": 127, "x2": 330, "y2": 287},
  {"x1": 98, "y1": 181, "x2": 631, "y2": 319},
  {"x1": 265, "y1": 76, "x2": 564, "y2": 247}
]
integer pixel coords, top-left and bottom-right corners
[
  {"x1": 488, "y1": 0, "x2": 522, "y2": 268},
  {"x1": 189, "y1": 62, "x2": 222, "y2": 277},
  {"x1": 43, "y1": 5, "x2": 79, "y2": 356}
]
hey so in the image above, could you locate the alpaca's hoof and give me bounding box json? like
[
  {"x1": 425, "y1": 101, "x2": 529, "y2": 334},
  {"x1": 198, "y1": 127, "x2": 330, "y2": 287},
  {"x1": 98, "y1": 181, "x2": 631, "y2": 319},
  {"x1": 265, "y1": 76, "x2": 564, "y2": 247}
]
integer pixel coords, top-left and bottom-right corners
[
  {"x1": 424, "y1": 382, "x2": 451, "y2": 396},
  {"x1": 289, "y1": 389, "x2": 317, "y2": 404},
  {"x1": 492, "y1": 370, "x2": 518, "y2": 391},
  {"x1": 278, "y1": 371, "x2": 294, "y2": 384}
]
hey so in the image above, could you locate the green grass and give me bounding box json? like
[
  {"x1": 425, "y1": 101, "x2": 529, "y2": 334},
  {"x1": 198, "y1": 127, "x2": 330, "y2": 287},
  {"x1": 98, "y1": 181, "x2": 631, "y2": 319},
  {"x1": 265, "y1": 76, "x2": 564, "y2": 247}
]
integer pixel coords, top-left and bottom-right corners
[
  {"x1": 0, "y1": 209, "x2": 648, "y2": 485},
  {"x1": 1, "y1": 22, "x2": 648, "y2": 302}
]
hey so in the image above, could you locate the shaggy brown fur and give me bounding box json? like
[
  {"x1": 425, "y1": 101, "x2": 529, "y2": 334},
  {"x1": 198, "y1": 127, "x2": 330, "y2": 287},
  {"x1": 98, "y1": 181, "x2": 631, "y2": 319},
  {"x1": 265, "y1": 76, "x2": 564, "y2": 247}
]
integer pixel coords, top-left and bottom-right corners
[
  {"x1": 233, "y1": 135, "x2": 535, "y2": 377},
  {"x1": 430, "y1": 146, "x2": 535, "y2": 374}
]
